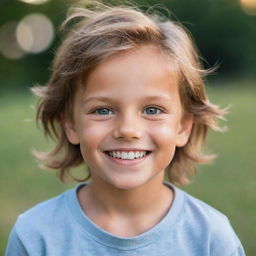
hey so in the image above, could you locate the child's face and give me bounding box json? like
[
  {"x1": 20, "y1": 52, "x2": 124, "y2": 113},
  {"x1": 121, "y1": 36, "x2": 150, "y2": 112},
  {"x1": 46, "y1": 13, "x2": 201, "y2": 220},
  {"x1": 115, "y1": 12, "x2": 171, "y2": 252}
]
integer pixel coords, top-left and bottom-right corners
[{"x1": 65, "y1": 45, "x2": 192, "y2": 190}]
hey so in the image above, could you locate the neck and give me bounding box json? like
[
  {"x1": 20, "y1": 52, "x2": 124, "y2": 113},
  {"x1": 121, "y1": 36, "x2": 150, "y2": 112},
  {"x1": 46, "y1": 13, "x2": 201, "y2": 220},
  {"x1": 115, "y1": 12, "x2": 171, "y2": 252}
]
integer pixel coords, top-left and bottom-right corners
[
  {"x1": 77, "y1": 175, "x2": 174, "y2": 237},
  {"x1": 78, "y1": 174, "x2": 173, "y2": 217}
]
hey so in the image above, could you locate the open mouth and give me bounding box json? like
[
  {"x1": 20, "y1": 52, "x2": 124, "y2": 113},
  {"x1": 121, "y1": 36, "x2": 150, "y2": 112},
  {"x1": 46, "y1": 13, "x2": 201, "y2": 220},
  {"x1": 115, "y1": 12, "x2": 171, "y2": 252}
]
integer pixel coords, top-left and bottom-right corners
[{"x1": 104, "y1": 150, "x2": 151, "y2": 160}]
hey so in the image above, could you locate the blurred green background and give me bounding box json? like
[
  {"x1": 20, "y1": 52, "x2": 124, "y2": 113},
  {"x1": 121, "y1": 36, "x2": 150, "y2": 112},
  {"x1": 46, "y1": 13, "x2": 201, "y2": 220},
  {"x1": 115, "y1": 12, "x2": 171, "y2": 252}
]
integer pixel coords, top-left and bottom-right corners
[{"x1": 0, "y1": 0, "x2": 255, "y2": 255}]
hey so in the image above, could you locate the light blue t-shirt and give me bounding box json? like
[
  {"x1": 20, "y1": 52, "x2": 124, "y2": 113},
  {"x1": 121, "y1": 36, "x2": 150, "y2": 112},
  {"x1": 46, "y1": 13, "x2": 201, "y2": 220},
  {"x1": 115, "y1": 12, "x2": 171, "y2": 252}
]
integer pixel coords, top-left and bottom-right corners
[{"x1": 5, "y1": 183, "x2": 246, "y2": 256}]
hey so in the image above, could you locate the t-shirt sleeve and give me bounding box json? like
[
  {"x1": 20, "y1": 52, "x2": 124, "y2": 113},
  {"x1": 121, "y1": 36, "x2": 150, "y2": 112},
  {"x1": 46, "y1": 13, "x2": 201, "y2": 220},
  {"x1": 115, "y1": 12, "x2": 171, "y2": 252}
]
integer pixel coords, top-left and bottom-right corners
[
  {"x1": 230, "y1": 245, "x2": 246, "y2": 256},
  {"x1": 210, "y1": 217, "x2": 246, "y2": 256},
  {"x1": 5, "y1": 226, "x2": 29, "y2": 256}
]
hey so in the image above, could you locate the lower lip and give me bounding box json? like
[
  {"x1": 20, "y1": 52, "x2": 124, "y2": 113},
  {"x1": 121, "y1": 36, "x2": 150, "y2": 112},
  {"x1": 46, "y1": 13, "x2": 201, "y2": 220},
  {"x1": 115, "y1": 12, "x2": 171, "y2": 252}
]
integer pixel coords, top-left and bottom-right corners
[{"x1": 103, "y1": 152, "x2": 151, "y2": 166}]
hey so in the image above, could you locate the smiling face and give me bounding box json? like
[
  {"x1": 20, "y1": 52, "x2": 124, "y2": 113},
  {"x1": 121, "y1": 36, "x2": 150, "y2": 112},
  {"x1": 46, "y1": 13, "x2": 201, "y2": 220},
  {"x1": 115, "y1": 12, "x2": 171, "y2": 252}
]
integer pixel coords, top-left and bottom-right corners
[{"x1": 65, "y1": 45, "x2": 193, "y2": 191}]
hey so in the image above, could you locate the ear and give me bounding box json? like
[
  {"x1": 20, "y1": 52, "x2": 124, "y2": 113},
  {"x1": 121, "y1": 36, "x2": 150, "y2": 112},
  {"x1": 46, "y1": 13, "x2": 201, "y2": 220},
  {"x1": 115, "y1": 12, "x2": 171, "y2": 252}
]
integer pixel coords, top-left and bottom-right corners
[
  {"x1": 64, "y1": 119, "x2": 80, "y2": 145},
  {"x1": 175, "y1": 113, "x2": 193, "y2": 147}
]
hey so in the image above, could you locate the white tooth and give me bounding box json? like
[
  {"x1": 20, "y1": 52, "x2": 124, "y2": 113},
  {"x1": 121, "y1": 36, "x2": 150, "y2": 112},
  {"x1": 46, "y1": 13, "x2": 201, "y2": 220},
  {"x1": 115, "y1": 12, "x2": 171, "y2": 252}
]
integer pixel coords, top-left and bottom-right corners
[
  {"x1": 110, "y1": 151, "x2": 147, "y2": 159},
  {"x1": 121, "y1": 152, "x2": 128, "y2": 159},
  {"x1": 128, "y1": 152, "x2": 135, "y2": 159}
]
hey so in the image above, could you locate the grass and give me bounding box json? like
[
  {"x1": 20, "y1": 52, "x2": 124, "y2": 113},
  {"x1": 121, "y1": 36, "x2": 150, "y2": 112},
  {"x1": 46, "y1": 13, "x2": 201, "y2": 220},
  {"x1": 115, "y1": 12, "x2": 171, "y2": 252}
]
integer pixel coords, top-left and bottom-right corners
[{"x1": 1, "y1": 81, "x2": 255, "y2": 255}]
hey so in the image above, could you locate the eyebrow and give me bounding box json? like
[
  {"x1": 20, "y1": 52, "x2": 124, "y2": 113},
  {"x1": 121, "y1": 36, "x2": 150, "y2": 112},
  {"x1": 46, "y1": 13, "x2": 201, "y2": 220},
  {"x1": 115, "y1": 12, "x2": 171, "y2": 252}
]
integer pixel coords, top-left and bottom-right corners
[
  {"x1": 82, "y1": 95, "x2": 171, "y2": 105},
  {"x1": 82, "y1": 96, "x2": 112, "y2": 105}
]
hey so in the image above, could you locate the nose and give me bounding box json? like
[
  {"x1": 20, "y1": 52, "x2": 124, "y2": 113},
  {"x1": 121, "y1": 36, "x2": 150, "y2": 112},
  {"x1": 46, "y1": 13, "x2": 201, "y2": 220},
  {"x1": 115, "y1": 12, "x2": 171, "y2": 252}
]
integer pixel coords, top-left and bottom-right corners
[{"x1": 112, "y1": 111, "x2": 142, "y2": 141}]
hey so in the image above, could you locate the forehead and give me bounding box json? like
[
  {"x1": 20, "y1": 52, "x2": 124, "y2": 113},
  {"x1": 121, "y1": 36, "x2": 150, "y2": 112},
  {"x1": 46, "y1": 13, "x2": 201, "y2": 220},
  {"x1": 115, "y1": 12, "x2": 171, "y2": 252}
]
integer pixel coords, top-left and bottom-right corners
[{"x1": 80, "y1": 45, "x2": 180, "y2": 100}]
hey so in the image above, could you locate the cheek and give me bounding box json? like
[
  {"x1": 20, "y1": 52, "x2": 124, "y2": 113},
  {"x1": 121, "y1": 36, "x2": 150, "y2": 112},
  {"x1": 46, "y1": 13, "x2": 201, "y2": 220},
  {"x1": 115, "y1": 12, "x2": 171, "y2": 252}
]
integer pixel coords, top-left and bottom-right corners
[
  {"x1": 148, "y1": 123, "x2": 178, "y2": 166},
  {"x1": 148, "y1": 122, "x2": 178, "y2": 144},
  {"x1": 77, "y1": 122, "x2": 111, "y2": 155},
  {"x1": 82, "y1": 125, "x2": 105, "y2": 138},
  {"x1": 78, "y1": 119, "x2": 111, "y2": 140}
]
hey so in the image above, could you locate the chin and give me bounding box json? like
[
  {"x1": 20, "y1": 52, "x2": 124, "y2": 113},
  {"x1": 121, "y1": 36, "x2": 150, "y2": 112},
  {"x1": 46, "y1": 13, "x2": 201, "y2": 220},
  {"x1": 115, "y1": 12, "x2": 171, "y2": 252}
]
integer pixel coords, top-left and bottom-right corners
[{"x1": 109, "y1": 176, "x2": 151, "y2": 191}]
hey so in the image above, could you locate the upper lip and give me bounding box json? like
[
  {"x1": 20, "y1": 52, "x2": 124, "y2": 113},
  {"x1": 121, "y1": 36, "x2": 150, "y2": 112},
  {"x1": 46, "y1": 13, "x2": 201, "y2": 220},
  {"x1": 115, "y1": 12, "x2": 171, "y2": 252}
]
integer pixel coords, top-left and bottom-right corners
[{"x1": 104, "y1": 148, "x2": 152, "y2": 152}]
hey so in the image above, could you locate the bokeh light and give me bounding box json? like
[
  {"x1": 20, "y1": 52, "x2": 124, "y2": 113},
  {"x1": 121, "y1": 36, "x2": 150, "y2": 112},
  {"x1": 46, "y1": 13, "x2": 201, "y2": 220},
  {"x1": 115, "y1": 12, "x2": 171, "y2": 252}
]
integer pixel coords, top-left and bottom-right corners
[
  {"x1": 240, "y1": 0, "x2": 256, "y2": 15},
  {"x1": 18, "y1": 0, "x2": 50, "y2": 4},
  {"x1": 0, "y1": 22, "x2": 26, "y2": 59},
  {"x1": 16, "y1": 13, "x2": 54, "y2": 54}
]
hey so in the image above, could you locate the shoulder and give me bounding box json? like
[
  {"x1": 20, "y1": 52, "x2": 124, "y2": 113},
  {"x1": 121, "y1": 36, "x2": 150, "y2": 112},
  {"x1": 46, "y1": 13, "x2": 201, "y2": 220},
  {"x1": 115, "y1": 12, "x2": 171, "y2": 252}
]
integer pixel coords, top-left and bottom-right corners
[
  {"x1": 6, "y1": 189, "x2": 77, "y2": 255},
  {"x1": 183, "y1": 190, "x2": 229, "y2": 223},
  {"x1": 19, "y1": 190, "x2": 67, "y2": 220},
  {"x1": 170, "y1": 184, "x2": 232, "y2": 228},
  {"x1": 179, "y1": 188, "x2": 244, "y2": 254},
  {"x1": 14, "y1": 189, "x2": 71, "y2": 239}
]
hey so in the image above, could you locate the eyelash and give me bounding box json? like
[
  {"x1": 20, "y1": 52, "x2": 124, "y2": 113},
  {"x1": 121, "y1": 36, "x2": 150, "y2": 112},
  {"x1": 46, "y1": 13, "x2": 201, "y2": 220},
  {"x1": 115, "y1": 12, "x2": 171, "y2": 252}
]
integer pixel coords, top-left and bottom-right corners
[
  {"x1": 90, "y1": 107, "x2": 114, "y2": 115},
  {"x1": 142, "y1": 106, "x2": 164, "y2": 115},
  {"x1": 90, "y1": 106, "x2": 164, "y2": 115}
]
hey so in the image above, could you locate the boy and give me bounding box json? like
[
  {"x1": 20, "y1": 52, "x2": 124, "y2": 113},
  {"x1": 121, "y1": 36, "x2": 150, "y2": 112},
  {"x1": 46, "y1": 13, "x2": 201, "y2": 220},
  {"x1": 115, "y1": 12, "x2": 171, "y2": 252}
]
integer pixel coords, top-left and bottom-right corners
[{"x1": 6, "y1": 1, "x2": 246, "y2": 255}]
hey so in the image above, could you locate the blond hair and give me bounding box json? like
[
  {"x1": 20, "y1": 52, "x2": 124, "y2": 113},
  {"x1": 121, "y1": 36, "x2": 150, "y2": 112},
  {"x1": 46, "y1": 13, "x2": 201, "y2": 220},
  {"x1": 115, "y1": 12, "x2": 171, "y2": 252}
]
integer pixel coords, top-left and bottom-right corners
[{"x1": 32, "y1": 1, "x2": 225, "y2": 185}]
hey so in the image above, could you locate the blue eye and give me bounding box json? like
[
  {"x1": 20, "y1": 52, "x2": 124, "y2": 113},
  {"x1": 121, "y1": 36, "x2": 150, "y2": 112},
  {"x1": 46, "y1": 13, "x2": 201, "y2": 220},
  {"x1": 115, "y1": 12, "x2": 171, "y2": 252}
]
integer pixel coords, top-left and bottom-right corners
[
  {"x1": 94, "y1": 108, "x2": 113, "y2": 115},
  {"x1": 143, "y1": 107, "x2": 162, "y2": 115}
]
